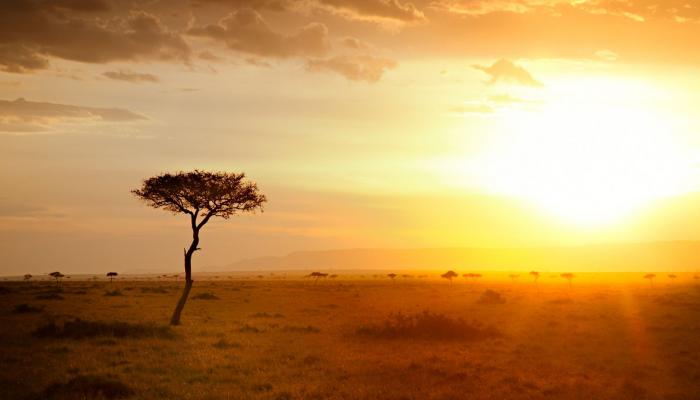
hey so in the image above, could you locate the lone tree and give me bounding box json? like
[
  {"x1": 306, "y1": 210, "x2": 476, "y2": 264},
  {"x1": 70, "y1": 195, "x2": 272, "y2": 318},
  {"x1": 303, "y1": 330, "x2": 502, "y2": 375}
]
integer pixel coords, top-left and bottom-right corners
[
  {"x1": 529, "y1": 271, "x2": 540, "y2": 288},
  {"x1": 132, "y1": 170, "x2": 266, "y2": 325},
  {"x1": 23, "y1": 274, "x2": 32, "y2": 282},
  {"x1": 561, "y1": 273, "x2": 575, "y2": 289},
  {"x1": 107, "y1": 272, "x2": 118, "y2": 283},
  {"x1": 441, "y1": 270, "x2": 458, "y2": 284},
  {"x1": 508, "y1": 274, "x2": 519, "y2": 283},
  {"x1": 49, "y1": 271, "x2": 64, "y2": 287},
  {"x1": 387, "y1": 273, "x2": 397, "y2": 283},
  {"x1": 308, "y1": 271, "x2": 328, "y2": 283},
  {"x1": 644, "y1": 273, "x2": 656, "y2": 287},
  {"x1": 668, "y1": 274, "x2": 677, "y2": 284}
]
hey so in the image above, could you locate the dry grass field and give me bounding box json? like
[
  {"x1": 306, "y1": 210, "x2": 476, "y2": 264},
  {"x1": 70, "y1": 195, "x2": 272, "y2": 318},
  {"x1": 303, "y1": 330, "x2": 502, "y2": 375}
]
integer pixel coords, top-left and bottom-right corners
[{"x1": 2, "y1": 274, "x2": 699, "y2": 400}]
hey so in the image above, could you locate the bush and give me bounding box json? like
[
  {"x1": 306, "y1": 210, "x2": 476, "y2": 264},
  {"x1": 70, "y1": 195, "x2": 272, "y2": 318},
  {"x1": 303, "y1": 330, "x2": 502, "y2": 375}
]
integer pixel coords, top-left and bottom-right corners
[
  {"x1": 104, "y1": 290, "x2": 123, "y2": 297},
  {"x1": 13, "y1": 304, "x2": 44, "y2": 314},
  {"x1": 141, "y1": 287, "x2": 169, "y2": 294},
  {"x1": 34, "y1": 319, "x2": 174, "y2": 340},
  {"x1": 35, "y1": 293, "x2": 64, "y2": 300},
  {"x1": 357, "y1": 310, "x2": 500, "y2": 341},
  {"x1": 477, "y1": 289, "x2": 506, "y2": 305},
  {"x1": 191, "y1": 292, "x2": 219, "y2": 300},
  {"x1": 35, "y1": 374, "x2": 134, "y2": 399}
]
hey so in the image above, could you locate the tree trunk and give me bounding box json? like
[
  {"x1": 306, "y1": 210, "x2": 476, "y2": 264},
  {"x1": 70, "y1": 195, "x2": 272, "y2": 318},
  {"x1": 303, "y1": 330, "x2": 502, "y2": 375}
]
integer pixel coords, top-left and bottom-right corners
[{"x1": 170, "y1": 227, "x2": 199, "y2": 325}]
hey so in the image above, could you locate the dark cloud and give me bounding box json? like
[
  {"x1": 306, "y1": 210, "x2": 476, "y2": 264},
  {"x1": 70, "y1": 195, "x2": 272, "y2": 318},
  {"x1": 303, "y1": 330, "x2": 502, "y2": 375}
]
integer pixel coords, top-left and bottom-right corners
[
  {"x1": 472, "y1": 59, "x2": 542, "y2": 87},
  {"x1": 0, "y1": 2, "x2": 190, "y2": 73},
  {"x1": 306, "y1": 54, "x2": 396, "y2": 82},
  {"x1": 103, "y1": 69, "x2": 159, "y2": 83},
  {"x1": 0, "y1": 97, "x2": 146, "y2": 133},
  {"x1": 317, "y1": 0, "x2": 426, "y2": 23},
  {"x1": 191, "y1": 0, "x2": 291, "y2": 12},
  {"x1": 188, "y1": 9, "x2": 330, "y2": 58}
]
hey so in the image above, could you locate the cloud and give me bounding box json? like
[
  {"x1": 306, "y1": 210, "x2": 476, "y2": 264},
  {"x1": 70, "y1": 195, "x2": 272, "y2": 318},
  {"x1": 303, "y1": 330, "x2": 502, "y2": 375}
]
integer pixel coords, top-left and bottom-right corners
[
  {"x1": 0, "y1": 97, "x2": 147, "y2": 134},
  {"x1": 0, "y1": 2, "x2": 190, "y2": 73},
  {"x1": 316, "y1": 0, "x2": 426, "y2": 23},
  {"x1": 190, "y1": 0, "x2": 292, "y2": 12},
  {"x1": 188, "y1": 9, "x2": 330, "y2": 58},
  {"x1": 306, "y1": 54, "x2": 396, "y2": 82},
  {"x1": 0, "y1": 197, "x2": 66, "y2": 219},
  {"x1": 472, "y1": 59, "x2": 542, "y2": 87},
  {"x1": 449, "y1": 103, "x2": 494, "y2": 114},
  {"x1": 103, "y1": 69, "x2": 159, "y2": 83}
]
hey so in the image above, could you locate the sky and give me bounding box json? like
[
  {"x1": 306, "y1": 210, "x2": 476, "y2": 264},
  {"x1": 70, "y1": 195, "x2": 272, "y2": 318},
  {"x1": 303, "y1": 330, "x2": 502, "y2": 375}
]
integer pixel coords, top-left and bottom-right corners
[{"x1": 3, "y1": 0, "x2": 700, "y2": 275}]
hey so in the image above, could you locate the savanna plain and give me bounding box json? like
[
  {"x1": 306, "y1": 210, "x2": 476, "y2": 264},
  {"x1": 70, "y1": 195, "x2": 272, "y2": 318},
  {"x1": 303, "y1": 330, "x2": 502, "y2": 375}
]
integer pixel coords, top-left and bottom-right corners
[{"x1": 2, "y1": 273, "x2": 699, "y2": 400}]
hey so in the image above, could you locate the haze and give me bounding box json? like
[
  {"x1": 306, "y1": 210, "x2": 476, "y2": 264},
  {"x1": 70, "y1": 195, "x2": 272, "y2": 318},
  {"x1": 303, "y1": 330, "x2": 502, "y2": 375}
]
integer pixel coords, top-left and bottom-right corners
[{"x1": 3, "y1": 0, "x2": 700, "y2": 275}]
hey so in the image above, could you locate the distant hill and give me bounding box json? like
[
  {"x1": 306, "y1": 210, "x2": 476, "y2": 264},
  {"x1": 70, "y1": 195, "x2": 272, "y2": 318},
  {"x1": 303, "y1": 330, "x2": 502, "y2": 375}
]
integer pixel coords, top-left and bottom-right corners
[{"x1": 221, "y1": 241, "x2": 700, "y2": 272}]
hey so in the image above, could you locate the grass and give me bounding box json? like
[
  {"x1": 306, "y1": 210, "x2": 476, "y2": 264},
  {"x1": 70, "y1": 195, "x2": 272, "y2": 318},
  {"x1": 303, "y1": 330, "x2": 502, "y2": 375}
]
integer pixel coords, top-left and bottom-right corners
[
  {"x1": 33, "y1": 319, "x2": 174, "y2": 339},
  {"x1": 191, "y1": 291, "x2": 219, "y2": 300},
  {"x1": 357, "y1": 310, "x2": 500, "y2": 340},
  {"x1": 13, "y1": 303, "x2": 44, "y2": 313},
  {"x1": 1, "y1": 277, "x2": 699, "y2": 399},
  {"x1": 35, "y1": 374, "x2": 134, "y2": 399}
]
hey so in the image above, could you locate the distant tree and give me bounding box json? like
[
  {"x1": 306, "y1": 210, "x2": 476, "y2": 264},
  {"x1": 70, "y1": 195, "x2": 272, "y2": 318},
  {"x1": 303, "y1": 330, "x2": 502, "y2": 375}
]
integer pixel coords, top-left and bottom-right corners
[
  {"x1": 644, "y1": 273, "x2": 656, "y2": 287},
  {"x1": 561, "y1": 273, "x2": 575, "y2": 289},
  {"x1": 441, "y1": 270, "x2": 458, "y2": 284},
  {"x1": 668, "y1": 274, "x2": 677, "y2": 284},
  {"x1": 508, "y1": 274, "x2": 519, "y2": 283},
  {"x1": 387, "y1": 273, "x2": 397, "y2": 283},
  {"x1": 24, "y1": 274, "x2": 32, "y2": 282},
  {"x1": 107, "y1": 272, "x2": 118, "y2": 283},
  {"x1": 308, "y1": 272, "x2": 328, "y2": 283},
  {"x1": 329, "y1": 274, "x2": 338, "y2": 279},
  {"x1": 529, "y1": 271, "x2": 540, "y2": 288},
  {"x1": 401, "y1": 274, "x2": 413, "y2": 279},
  {"x1": 132, "y1": 170, "x2": 266, "y2": 325},
  {"x1": 49, "y1": 271, "x2": 64, "y2": 287}
]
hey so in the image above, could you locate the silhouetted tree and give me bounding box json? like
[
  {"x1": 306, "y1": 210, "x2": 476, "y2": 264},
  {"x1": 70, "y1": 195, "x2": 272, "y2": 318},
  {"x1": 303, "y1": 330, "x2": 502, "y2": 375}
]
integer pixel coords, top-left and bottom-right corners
[
  {"x1": 49, "y1": 271, "x2": 64, "y2": 287},
  {"x1": 508, "y1": 274, "x2": 519, "y2": 283},
  {"x1": 308, "y1": 271, "x2": 328, "y2": 283},
  {"x1": 441, "y1": 270, "x2": 458, "y2": 285},
  {"x1": 132, "y1": 170, "x2": 266, "y2": 325},
  {"x1": 24, "y1": 274, "x2": 32, "y2": 282},
  {"x1": 561, "y1": 273, "x2": 574, "y2": 289},
  {"x1": 529, "y1": 271, "x2": 540, "y2": 289},
  {"x1": 107, "y1": 272, "x2": 118, "y2": 283},
  {"x1": 387, "y1": 273, "x2": 397, "y2": 283},
  {"x1": 644, "y1": 273, "x2": 656, "y2": 287},
  {"x1": 668, "y1": 274, "x2": 677, "y2": 284}
]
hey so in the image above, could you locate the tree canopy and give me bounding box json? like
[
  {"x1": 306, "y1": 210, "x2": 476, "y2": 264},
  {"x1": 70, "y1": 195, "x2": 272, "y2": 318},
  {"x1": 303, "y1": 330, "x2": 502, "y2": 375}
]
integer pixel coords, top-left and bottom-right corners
[{"x1": 132, "y1": 170, "x2": 267, "y2": 229}]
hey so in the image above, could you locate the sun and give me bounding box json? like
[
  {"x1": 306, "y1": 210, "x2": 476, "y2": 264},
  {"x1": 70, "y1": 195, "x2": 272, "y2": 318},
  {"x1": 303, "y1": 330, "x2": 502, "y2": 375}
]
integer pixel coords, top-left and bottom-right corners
[{"x1": 469, "y1": 79, "x2": 697, "y2": 227}]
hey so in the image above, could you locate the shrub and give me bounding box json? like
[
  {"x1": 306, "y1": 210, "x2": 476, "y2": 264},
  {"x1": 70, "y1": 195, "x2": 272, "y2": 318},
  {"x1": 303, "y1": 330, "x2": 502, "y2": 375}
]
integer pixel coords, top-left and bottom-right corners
[
  {"x1": 13, "y1": 303, "x2": 44, "y2": 314},
  {"x1": 104, "y1": 290, "x2": 123, "y2": 297},
  {"x1": 35, "y1": 374, "x2": 134, "y2": 399},
  {"x1": 477, "y1": 289, "x2": 506, "y2": 305},
  {"x1": 33, "y1": 319, "x2": 174, "y2": 339},
  {"x1": 283, "y1": 325, "x2": 320, "y2": 333},
  {"x1": 357, "y1": 310, "x2": 500, "y2": 341},
  {"x1": 141, "y1": 287, "x2": 169, "y2": 294},
  {"x1": 191, "y1": 292, "x2": 219, "y2": 300},
  {"x1": 35, "y1": 293, "x2": 64, "y2": 300}
]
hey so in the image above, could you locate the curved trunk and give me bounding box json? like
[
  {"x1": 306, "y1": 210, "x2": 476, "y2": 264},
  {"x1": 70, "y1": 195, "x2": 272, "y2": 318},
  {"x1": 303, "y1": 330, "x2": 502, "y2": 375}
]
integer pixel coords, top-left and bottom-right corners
[{"x1": 170, "y1": 226, "x2": 199, "y2": 325}]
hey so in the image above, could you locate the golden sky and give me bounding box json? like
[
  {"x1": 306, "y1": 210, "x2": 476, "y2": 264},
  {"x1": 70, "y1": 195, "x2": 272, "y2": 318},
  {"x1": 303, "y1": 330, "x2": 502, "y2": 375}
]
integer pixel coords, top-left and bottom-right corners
[{"x1": 2, "y1": 0, "x2": 700, "y2": 274}]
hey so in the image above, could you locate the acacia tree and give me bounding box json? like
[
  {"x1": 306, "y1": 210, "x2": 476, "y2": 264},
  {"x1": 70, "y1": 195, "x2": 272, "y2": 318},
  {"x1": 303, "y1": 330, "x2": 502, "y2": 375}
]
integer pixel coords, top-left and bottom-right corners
[
  {"x1": 508, "y1": 274, "x2": 519, "y2": 283},
  {"x1": 23, "y1": 274, "x2": 32, "y2": 282},
  {"x1": 49, "y1": 271, "x2": 64, "y2": 287},
  {"x1": 529, "y1": 271, "x2": 540, "y2": 289},
  {"x1": 387, "y1": 273, "x2": 397, "y2": 283},
  {"x1": 644, "y1": 273, "x2": 656, "y2": 287},
  {"x1": 132, "y1": 170, "x2": 266, "y2": 325},
  {"x1": 441, "y1": 270, "x2": 458, "y2": 285},
  {"x1": 107, "y1": 272, "x2": 118, "y2": 283}
]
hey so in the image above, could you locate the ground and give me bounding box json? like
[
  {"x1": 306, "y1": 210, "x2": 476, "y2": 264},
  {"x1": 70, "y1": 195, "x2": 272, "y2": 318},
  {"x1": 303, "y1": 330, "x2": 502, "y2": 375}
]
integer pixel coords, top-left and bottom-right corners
[{"x1": 1, "y1": 274, "x2": 699, "y2": 399}]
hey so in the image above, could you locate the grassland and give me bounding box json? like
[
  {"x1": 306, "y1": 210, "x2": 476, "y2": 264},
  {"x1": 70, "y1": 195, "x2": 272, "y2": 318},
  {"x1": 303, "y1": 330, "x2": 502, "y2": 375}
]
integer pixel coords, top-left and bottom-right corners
[{"x1": 1, "y1": 274, "x2": 699, "y2": 399}]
